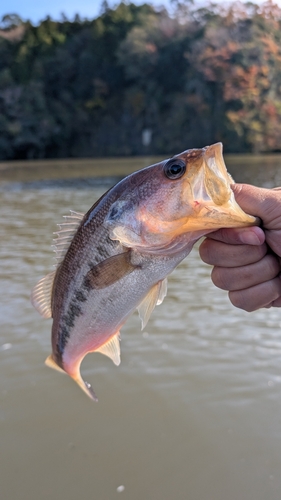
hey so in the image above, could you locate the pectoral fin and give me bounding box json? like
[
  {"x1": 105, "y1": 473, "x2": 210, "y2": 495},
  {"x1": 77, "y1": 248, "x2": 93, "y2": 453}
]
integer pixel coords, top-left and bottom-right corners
[
  {"x1": 86, "y1": 251, "x2": 139, "y2": 289},
  {"x1": 137, "y1": 278, "x2": 168, "y2": 330}
]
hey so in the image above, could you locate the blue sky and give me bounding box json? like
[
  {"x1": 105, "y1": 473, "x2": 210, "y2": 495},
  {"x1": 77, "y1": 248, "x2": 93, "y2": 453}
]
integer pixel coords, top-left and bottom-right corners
[
  {"x1": 0, "y1": 0, "x2": 171, "y2": 24},
  {"x1": 1, "y1": 0, "x2": 277, "y2": 25}
]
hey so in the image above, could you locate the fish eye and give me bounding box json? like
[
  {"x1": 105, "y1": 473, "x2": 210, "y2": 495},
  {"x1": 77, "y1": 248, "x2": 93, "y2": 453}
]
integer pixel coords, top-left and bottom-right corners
[{"x1": 163, "y1": 159, "x2": 186, "y2": 180}]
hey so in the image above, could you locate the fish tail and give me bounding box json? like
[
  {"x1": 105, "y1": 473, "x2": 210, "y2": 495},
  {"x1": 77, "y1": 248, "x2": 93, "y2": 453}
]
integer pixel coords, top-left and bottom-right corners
[
  {"x1": 45, "y1": 354, "x2": 98, "y2": 402},
  {"x1": 72, "y1": 372, "x2": 98, "y2": 402},
  {"x1": 45, "y1": 354, "x2": 66, "y2": 373}
]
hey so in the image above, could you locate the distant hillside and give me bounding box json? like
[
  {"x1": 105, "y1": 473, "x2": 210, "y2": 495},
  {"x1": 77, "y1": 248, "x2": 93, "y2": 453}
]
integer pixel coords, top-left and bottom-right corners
[{"x1": 1, "y1": 2, "x2": 281, "y2": 159}]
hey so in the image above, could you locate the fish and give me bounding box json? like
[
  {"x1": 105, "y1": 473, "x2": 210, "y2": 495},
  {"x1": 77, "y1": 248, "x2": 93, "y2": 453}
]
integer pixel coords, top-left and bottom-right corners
[{"x1": 31, "y1": 143, "x2": 257, "y2": 401}]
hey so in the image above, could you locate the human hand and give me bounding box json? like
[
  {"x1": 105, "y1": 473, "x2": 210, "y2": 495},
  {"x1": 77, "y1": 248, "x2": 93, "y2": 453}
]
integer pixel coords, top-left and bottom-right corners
[{"x1": 199, "y1": 184, "x2": 281, "y2": 311}]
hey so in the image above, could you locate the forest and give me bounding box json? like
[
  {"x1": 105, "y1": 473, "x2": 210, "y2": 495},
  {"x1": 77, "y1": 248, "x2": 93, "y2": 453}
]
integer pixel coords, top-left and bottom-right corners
[{"x1": 1, "y1": 1, "x2": 281, "y2": 159}]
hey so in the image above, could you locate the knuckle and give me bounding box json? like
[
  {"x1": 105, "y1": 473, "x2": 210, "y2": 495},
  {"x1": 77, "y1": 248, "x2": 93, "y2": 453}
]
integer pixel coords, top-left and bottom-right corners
[
  {"x1": 255, "y1": 242, "x2": 268, "y2": 260},
  {"x1": 269, "y1": 276, "x2": 281, "y2": 300},
  {"x1": 264, "y1": 254, "x2": 281, "y2": 277},
  {"x1": 235, "y1": 242, "x2": 266, "y2": 266}
]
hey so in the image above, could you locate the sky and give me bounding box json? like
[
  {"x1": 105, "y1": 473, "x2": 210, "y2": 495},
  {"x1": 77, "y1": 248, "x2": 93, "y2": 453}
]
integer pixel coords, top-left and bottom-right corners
[
  {"x1": 1, "y1": 0, "x2": 279, "y2": 25},
  {"x1": 0, "y1": 0, "x2": 172, "y2": 24}
]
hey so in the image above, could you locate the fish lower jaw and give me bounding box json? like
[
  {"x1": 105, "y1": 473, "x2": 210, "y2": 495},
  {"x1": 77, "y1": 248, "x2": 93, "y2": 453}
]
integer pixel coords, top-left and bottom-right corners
[
  {"x1": 188, "y1": 201, "x2": 257, "y2": 229},
  {"x1": 185, "y1": 214, "x2": 256, "y2": 230}
]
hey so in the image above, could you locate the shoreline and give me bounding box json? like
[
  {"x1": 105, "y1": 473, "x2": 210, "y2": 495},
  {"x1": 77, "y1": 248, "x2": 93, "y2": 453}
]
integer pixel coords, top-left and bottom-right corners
[{"x1": 1, "y1": 153, "x2": 281, "y2": 184}]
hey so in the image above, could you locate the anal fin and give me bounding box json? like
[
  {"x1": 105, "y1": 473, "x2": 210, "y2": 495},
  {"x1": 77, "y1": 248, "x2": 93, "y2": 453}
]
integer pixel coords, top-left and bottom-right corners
[{"x1": 96, "y1": 333, "x2": 121, "y2": 366}]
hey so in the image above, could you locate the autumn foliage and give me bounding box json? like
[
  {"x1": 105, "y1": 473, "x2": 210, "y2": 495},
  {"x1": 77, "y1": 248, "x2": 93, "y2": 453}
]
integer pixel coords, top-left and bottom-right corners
[{"x1": 1, "y1": 1, "x2": 281, "y2": 159}]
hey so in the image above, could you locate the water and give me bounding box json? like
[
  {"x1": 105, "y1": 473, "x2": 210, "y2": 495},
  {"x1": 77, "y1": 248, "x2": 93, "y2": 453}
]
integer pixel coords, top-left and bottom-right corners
[{"x1": 1, "y1": 154, "x2": 281, "y2": 500}]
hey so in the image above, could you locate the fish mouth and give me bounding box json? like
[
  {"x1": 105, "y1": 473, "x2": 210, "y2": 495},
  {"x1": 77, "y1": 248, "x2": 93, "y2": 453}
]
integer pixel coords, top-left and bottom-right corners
[{"x1": 184, "y1": 143, "x2": 258, "y2": 230}]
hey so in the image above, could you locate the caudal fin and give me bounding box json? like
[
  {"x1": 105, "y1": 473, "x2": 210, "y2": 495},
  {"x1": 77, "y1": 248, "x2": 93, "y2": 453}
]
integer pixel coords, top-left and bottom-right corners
[
  {"x1": 45, "y1": 354, "x2": 98, "y2": 402},
  {"x1": 72, "y1": 372, "x2": 98, "y2": 402},
  {"x1": 45, "y1": 354, "x2": 66, "y2": 373}
]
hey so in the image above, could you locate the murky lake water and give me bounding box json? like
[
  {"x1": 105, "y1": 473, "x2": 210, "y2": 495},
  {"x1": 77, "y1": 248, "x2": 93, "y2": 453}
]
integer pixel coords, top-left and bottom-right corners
[{"x1": 1, "y1": 154, "x2": 281, "y2": 500}]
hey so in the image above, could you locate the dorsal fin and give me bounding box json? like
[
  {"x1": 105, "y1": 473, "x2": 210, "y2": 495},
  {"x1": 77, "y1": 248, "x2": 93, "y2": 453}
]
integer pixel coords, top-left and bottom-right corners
[
  {"x1": 96, "y1": 333, "x2": 121, "y2": 366},
  {"x1": 53, "y1": 210, "x2": 84, "y2": 264},
  {"x1": 137, "y1": 278, "x2": 168, "y2": 330},
  {"x1": 31, "y1": 211, "x2": 84, "y2": 318},
  {"x1": 31, "y1": 270, "x2": 56, "y2": 318}
]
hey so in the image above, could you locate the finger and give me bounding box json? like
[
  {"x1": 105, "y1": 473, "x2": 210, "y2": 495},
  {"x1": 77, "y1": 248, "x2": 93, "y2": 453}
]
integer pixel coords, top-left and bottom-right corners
[
  {"x1": 264, "y1": 228, "x2": 281, "y2": 258},
  {"x1": 211, "y1": 254, "x2": 280, "y2": 291},
  {"x1": 199, "y1": 239, "x2": 268, "y2": 267},
  {"x1": 232, "y1": 184, "x2": 281, "y2": 229},
  {"x1": 205, "y1": 226, "x2": 265, "y2": 246},
  {"x1": 228, "y1": 275, "x2": 281, "y2": 312},
  {"x1": 271, "y1": 296, "x2": 281, "y2": 307}
]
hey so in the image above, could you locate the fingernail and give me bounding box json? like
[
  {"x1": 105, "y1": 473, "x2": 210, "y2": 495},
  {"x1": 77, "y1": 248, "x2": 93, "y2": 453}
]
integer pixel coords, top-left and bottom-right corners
[{"x1": 240, "y1": 231, "x2": 261, "y2": 245}]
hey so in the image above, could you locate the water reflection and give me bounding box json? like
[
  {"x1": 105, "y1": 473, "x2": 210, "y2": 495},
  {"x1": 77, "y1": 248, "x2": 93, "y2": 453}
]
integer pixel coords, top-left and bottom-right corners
[{"x1": 1, "y1": 156, "x2": 281, "y2": 500}]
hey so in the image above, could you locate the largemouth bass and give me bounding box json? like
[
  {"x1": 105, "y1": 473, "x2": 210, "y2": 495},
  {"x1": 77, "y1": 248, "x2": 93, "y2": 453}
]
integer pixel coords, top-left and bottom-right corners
[{"x1": 31, "y1": 143, "x2": 257, "y2": 401}]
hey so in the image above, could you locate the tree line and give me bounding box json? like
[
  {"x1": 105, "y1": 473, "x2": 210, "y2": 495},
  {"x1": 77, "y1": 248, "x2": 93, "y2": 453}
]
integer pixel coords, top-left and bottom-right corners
[{"x1": 1, "y1": 1, "x2": 281, "y2": 160}]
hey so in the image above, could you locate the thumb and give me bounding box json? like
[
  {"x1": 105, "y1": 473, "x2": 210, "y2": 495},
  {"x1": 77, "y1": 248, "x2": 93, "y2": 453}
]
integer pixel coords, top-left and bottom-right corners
[{"x1": 231, "y1": 184, "x2": 281, "y2": 229}]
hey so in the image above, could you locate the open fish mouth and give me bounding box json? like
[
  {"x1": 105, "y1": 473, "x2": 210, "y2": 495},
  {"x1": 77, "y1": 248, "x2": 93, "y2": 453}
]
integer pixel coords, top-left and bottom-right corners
[{"x1": 181, "y1": 142, "x2": 258, "y2": 230}]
